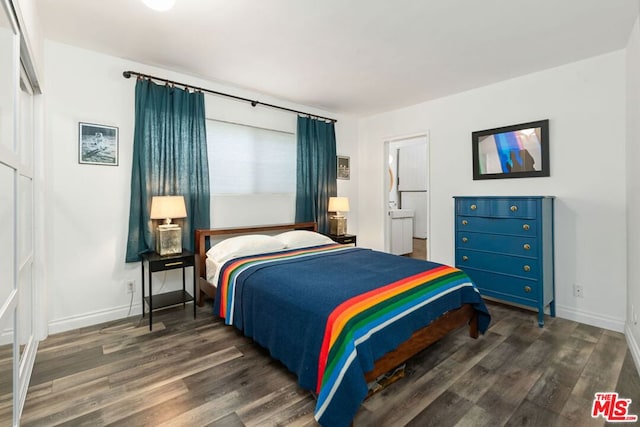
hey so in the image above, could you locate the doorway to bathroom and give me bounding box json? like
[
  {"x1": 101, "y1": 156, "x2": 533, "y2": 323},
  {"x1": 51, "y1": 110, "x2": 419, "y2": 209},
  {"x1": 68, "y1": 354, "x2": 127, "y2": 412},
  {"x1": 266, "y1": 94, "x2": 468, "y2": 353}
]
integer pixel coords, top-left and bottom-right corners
[{"x1": 384, "y1": 134, "x2": 429, "y2": 260}]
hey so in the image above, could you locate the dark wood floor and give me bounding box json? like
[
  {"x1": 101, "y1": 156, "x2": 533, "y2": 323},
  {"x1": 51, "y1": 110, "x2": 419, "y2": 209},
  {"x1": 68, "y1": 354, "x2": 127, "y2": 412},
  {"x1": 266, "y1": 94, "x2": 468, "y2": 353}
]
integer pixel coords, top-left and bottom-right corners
[{"x1": 5, "y1": 299, "x2": 640, "y2": 426}]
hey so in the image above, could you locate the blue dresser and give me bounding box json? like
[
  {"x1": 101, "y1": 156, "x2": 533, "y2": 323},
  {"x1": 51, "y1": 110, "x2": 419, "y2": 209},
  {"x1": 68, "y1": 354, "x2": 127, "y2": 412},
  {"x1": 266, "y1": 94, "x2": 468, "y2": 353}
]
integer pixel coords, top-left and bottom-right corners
[{"x1": 454, "y1": 196, "x2": 555, "y2": 326}]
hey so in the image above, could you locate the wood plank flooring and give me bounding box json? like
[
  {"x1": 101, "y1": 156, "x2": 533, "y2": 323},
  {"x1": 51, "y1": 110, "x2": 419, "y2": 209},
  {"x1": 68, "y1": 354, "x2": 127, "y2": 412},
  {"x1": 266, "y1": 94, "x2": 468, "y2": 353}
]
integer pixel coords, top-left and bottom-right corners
[
  {"x1": 410, "y1": 238, "x2": 427, "y2": 260},
  {"x1": 6, "y1": 300, "x2": 639, "y2": 426}
]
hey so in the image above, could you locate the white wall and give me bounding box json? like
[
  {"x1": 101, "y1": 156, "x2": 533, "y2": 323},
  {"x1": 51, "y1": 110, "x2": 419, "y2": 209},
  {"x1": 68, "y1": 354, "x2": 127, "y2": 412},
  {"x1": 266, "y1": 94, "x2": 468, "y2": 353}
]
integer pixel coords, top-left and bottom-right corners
[
  {"x1": 43, "y1": 40, "x2": 358, "y2": 333},
  {"x1": 358, "y1": 52, "x2": 627, "y2": 332},
  {"x1": 626, "y1": 16, "x2": 640, "y2": 367}
]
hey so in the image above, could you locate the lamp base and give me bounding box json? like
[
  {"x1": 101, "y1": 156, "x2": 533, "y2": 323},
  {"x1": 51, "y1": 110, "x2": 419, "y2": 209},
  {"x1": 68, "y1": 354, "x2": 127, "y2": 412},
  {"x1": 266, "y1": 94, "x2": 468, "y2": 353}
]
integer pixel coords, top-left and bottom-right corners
[
  {"x1": 329, "y1": 217, "x2": 347, "y2": 236},
  {"x1": 156, "y1": 226, "x2": 182, "y2": 256}
]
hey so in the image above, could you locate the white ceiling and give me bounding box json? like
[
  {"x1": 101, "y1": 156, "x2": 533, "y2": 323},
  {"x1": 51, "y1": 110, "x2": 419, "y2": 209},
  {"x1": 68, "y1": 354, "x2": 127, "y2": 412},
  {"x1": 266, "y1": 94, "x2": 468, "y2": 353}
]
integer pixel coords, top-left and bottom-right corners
[{"x1": 35, "y1": 0, "x2": 638, "y2": 116}]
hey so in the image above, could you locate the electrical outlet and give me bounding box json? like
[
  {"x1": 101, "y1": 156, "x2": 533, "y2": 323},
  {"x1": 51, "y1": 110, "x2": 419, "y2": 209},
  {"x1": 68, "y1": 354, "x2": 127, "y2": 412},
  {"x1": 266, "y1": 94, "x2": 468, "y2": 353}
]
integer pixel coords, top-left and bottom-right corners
[
  {"x1": 573, "y1": 284, "x2": 584, "y2": 298},
  {"x1": 126, "y1": 280, "x2": 135, "y2": 294}
]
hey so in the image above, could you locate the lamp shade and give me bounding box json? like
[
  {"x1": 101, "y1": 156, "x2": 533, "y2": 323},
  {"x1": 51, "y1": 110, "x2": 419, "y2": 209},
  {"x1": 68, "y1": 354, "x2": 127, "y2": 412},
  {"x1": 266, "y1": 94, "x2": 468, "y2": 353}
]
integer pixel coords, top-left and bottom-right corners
[
  {"x1": 150, "y1": 196, "x2": 187, "y2": 222},
  {"x1": 328, "y1": 197, "x2": 350, "y2": 213}
]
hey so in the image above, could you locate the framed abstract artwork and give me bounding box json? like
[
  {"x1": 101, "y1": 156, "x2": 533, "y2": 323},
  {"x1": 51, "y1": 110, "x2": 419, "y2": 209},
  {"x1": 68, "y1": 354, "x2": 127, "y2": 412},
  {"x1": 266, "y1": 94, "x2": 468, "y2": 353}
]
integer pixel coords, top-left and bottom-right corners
[{"x1": 472, "y1": 119, "x2": 549, "y2": 180}]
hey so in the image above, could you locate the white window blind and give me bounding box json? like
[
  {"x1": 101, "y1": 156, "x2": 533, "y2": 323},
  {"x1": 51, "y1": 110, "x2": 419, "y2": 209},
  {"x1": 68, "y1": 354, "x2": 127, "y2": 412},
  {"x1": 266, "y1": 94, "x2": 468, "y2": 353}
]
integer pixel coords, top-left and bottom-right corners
[{"x1": 206, "y1": 119, "x2": 296, "y2": 194}]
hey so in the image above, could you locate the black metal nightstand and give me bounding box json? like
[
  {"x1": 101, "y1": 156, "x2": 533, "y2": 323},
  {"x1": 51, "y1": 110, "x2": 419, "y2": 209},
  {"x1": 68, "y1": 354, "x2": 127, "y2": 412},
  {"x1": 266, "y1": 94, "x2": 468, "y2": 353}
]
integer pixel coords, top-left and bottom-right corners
[
  {"x1": 140, "y1": 250, "x2": 196, "y2": 330},
  {"x1": 326, "y1": 233, "x2": 357, "y2": 246}
]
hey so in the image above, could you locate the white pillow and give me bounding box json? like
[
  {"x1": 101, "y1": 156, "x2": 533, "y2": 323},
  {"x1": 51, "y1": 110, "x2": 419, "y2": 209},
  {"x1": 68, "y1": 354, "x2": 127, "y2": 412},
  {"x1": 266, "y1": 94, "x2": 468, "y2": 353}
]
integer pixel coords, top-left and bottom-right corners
[
  {"x1": 206, "y1": 234, "x2": 286, "y2": 265},
  {"x1": 275, "y1": 230, "x2": 335, "y2": 249}
]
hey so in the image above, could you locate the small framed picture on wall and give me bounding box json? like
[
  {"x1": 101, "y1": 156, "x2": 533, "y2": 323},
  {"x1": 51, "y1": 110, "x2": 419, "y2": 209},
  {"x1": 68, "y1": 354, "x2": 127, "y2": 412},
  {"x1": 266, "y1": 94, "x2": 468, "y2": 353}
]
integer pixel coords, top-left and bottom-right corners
[
  {"x1": 78, "y1": 122, "x2": 119, "y2": 166},
  {"x1": 337, "y1": 155, "x2": 350, "y2": 180}
]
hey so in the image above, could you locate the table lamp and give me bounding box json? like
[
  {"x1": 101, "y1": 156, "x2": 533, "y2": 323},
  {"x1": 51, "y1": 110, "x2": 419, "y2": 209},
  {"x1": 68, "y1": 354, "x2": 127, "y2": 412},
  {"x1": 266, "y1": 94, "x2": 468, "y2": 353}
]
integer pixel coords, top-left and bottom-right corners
[
  {"x1": 150, "y1": 195, "x2": 187, "y2": 256},
  {"x1": 328, "y1": 197, "x2": 350, "y2": 236}
]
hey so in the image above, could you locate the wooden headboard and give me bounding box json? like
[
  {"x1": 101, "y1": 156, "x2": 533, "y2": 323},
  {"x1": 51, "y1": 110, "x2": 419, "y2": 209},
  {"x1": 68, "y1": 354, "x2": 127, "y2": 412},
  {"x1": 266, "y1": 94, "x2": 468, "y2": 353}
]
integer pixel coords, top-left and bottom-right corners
[{"x1": 194, "y1": 222, "x2": 317, "y2": 302}]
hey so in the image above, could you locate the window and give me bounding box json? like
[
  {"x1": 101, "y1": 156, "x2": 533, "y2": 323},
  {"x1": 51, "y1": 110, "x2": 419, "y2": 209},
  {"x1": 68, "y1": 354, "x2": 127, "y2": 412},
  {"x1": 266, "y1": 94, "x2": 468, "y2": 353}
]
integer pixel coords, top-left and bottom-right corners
[
  {"x1": 206, "y1": 119, "x2": 296, "y2": 194},
  {"x1": 205, "y1": 119, "x2": 297, "y2": 227}
]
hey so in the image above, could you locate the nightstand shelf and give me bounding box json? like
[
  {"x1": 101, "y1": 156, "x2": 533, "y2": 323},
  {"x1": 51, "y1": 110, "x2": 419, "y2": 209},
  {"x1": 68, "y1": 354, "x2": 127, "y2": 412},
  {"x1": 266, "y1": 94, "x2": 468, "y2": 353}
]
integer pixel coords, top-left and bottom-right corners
[
  {"x1": 143, "y1": 290, "x2": 193, "y2": 311},
  {"x1": 326, "y1": 233, "x2": 357, "y2": 246},
  {"x1": 140, "y1": 250, "x2": 196, "y2": 330}
]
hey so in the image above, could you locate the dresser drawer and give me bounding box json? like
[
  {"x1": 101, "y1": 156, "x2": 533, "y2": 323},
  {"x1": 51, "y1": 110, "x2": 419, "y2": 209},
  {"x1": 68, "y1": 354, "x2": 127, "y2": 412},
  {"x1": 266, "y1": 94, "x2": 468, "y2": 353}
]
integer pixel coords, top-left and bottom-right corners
[
  {"x1": 456, "y1": 198, "x2": 538, "y2": 219},
  {"x1": 461, "y1": 268, "x2": 538, "y2": 306},
  {"x1": 456, "y1": 250, "x2": 539, "y2": 279},
  {"x1": 457, "y1": 216, "x2": 537, "y2": 236},
  {"x1": 456, "y1": 231, "x2": 537, "y2": 257}
]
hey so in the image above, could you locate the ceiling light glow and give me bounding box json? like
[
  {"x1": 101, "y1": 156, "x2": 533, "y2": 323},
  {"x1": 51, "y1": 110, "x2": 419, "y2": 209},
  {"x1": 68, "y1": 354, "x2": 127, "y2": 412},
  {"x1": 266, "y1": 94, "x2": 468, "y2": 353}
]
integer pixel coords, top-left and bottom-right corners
[{"x1": 142, "y1": 0, "x2": 176, "y2": 12}]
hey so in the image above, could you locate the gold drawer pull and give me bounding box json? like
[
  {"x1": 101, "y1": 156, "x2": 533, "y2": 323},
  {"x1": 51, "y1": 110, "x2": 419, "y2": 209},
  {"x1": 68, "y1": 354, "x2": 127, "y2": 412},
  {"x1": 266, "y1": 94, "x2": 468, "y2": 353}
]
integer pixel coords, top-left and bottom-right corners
[
  {"x1": 470, "y1": 204, "x2": 477, "y2": 210},
  {"x1": 524, "y1": 286, "x2": 532, "y2": 293},
  {"x1": 523, "y1": 224, "x2": 530, "y2": 231},
  {"x1": 164, "y1": 261, "x2": 183, "y2": 267},
  {"x1": 510, "y1": 205, "x2": 518, "y2": 212},
  {"x1": 462, "y1": 237, "x2": 468, "y2": 243},
  {"x1": 523, "y1": 243, "x2": 531, "y2": 250},
  {"x1": 462, "y1": 256, "x2": 469, "y2": 261},
  {"x1": 523, "y1": 265, "x2": 531, "y2": 272},
  {"x1": 462, "y1": 220, "x2": 468, "y2": 225}
]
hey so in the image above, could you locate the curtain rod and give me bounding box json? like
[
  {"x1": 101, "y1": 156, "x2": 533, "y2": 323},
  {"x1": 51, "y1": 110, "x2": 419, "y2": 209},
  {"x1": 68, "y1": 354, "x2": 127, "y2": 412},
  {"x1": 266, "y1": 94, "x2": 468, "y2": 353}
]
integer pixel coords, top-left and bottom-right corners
[{"x1": 122, "y1": 70, "x2": 337, "y2": 123}]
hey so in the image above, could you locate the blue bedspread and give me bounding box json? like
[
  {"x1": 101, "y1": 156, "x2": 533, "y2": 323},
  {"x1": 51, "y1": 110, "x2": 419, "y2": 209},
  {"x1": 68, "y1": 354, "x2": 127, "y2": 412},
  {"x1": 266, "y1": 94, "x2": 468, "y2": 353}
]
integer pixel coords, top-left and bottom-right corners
[{"x1": 214, "y1": 245, "x2": 490, "y2": 426}]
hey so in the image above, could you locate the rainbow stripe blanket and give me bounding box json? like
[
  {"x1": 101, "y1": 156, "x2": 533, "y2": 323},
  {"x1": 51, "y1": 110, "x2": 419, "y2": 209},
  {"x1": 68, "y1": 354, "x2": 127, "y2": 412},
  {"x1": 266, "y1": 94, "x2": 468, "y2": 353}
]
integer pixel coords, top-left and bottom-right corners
[{"x1": 214, "y1": 245, "x2": 490, "y2": 426}]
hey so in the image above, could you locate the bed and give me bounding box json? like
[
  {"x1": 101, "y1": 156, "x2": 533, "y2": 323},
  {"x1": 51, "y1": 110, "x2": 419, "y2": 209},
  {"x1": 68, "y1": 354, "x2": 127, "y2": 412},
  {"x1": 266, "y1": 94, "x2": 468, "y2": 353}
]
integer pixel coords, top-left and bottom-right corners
[{"x1": 195, "y1": 223, "x2": 491, "y2": 426}]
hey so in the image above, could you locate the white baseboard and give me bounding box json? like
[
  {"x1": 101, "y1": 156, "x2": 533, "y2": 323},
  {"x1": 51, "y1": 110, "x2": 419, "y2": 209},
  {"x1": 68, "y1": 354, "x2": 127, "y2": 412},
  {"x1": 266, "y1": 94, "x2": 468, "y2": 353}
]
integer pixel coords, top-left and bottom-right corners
[
  {"x1": 48, "y1": 303, "x2": 142, "y2": 335},
  {"x1": 625, "y1": 324, "x2": 640, "y2": 377},
  {"x1": 0, "y1": 338, "x2": 8, "y2": 347},
  {"x1": 624, "y1": 325, "x2": 640, "y2": 374},
  {"x1": 555, "y1": 304, "x2": 625, "y2": 333}
]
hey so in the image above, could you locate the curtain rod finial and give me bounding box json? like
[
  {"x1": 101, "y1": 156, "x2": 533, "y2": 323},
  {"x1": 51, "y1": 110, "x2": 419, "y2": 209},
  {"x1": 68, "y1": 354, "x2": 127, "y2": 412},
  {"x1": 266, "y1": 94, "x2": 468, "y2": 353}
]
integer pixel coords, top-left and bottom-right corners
[{"x1": 123, "y1": 71, "x2": 132, "y2": 79}]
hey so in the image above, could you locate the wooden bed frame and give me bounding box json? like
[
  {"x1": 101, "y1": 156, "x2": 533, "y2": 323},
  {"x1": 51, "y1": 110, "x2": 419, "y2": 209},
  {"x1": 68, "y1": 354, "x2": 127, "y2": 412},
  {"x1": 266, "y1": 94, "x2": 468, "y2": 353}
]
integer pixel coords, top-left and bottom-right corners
[
  {"x1": 194, "y1": 222, "x2": 479, "y2": 384},
  {"x1": 194, "y1": 222, "x2": 319, "y2": 304}
]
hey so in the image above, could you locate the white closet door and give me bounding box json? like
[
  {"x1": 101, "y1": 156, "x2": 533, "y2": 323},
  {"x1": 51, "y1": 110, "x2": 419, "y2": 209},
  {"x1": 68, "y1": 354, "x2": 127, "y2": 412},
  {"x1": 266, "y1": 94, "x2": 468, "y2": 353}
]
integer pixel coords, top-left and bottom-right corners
[
  {"x1": 0, "y1": 2, "x2": 18, "y2": 426},
  {"x1": 17, "y1": 69, "x2": 37, "y2": 418},
  {"x1": 0, "y1": 1, "x2": 39, "y2": 425},
  {"x1": 0, "y1": 163, "x2": 16, "y2": 331}
]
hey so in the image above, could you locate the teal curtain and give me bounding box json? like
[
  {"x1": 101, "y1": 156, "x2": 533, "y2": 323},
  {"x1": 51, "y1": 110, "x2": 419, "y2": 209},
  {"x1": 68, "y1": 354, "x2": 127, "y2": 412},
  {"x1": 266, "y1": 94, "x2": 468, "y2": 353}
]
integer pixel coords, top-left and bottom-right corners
[
  {"x1": 125, "y1": 79, "x2": 210, "y2": 262},
  {"x1": 295, "y1": 116, "x2": 337, "y2": 234}
]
